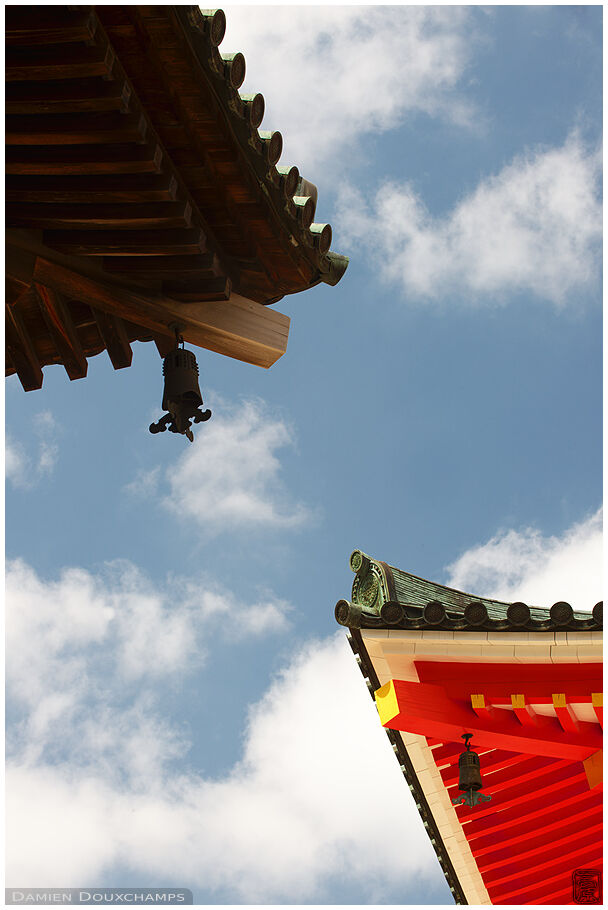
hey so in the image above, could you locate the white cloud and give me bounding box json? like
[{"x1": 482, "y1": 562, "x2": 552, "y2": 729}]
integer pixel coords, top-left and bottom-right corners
[
  {"x1": 223, "y1": 6, "x2": 477, "y2": 174},
  {"x1": 6, "y1": 559, "x2": 440, "y2": 901},
  {"x1": 123, "y1": 466, "x2": 160, "y2": 498},
  {"x1": 337, "y1": 133, "x2": 602, "y2": 306},
  {"x1": 6, "y1": 411, "x2": 59, "y2": 488},
  {"x1": 6, "y1": 559, "x2": 291, "y2": 774},
  {"x1": 163, "y1": 399, "x2": 312, "y2": 534},
  {"x1": 5, "y1": 435, "x2": 29, "y2": 486},
  {"x1": 184, "y1": 579, "x2": 291, "y2": 638},
  {"x1": 445, "y1": 507, "x2": 602, "y2": 611}
]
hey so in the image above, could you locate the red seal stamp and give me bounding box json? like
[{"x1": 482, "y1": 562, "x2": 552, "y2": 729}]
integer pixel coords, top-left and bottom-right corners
[{"x1": 573, "y1": 869, "x2": 602, "y2": 904}]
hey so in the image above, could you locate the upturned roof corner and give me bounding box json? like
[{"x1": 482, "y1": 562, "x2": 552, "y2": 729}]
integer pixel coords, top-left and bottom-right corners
[{"x1": 335, "y1": 549, "x2": 602, "y2": 632}]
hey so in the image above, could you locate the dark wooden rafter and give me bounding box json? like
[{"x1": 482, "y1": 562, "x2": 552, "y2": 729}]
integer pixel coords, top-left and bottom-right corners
[
  {"x1": 7, "y1": 202, "x2": 193, "y2": 230},
  {"x1": 6, "y1": 292, "x2": 44, "y2": 391},
  {"x1": 6, "y1": 111, "x2": 149, "y2": 145},
  {"x1": 101, "y1": 252, "x2": 222, "y2": 278},
  {"x1": 6, "y1": 174, "x2": 179, "y2": 203},
  {"x1": 91, "y1": 308, "x2": 133, "y2": 370},
  {"x1": 106, "y1": 6, "x2": 264, "y2": 273},
  {"x1": 6, "y1": 42, "x2": 117, "y2": 83},
  {"x1": 5, "y1": 8, "x2": 99, "y2": 47},
  {"x1": 34, "y1": 282, "x2": 88, "y2": 380},
  {"x1": 6, "y1": 142, "x2": 165, "y2": 176},
  {"x1": 5, "y1": 77, "x2": 131, "y2": 114},
  {"x1": 166, "y1": 276, "x2": 232, "y2": 302},
  {"x1": 43, "y1": 228, "x2": 207, "y2": 257}
]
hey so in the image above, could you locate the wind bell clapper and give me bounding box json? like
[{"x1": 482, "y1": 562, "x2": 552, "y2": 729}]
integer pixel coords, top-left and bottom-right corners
[
  {"x1": 451, "y1": 733, "x2": 492, "y2": 808},
  {"x1": 149, "y1": 331, "x2": 211, "y2": 443}
]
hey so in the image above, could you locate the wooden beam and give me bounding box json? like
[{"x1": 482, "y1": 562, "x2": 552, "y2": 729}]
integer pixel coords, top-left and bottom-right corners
[
  {"x1": 6, "y1": 142, "x2": 163, "y2": 176},
  {"x1": 6, "y1": 44, "x2": 115, "y2": 82},
  {"x1": 527, "y1": 885, "x2": 580, "y2": 905},
  {"x1": 5, "y1": 296, "x2": 44, "y2": 390},
  {"x1": 34, "y1": 283, "x2": 87, "y2": 380},
  {"x1": 486, "y1": 835, "x2": 602, "y2": 901},
  {"x1": 592, "y1": 692, "x2": 602, "y2": 727},
  {"x1": 91, "y1": 308, "x2": 133, "y2": 370},
  {"x1": 33, "y1": 258, "x2": 289, "y2": 369},
  {"x1": 583, "y1": 749, "x2": 602, "y2": 789},
  {"x1": 154, "y1": 335, "x2": 176, "y2": 358},
  {"x1": 43, "y1": 227, "x2": 204, "y2": 257},
  {"x1": 469, "y1": 790, "x2": 602, "y2": 855},
  {"x1": 6, "y1": 9, "x2": 98, "y2": 46},
  {"x1": 511, "y1": 693, "x2": 542, "y2": 727},
  {"x1": 461, "y1": 775, "x2": 590, "y2": 840},
  {"x1": 6, "y1": 174, "x2": 177, "y2": 204},
  {"x1": 450, "y1": 755, "x2": 569, "y2": 799},
  {"x1": 163, "y1": 276, "x2": 232, "y2": 302},
  {"x1": 8, "y1": 202, "x2": 191, "y2": 231},
  {"x1": 6, "y1": 78, "x2": 129, "y2": 114},
  {"x1": 479, "y1": 820, "x2": 602, "y2": 877},
  {"x1": 489, "y1": 841, "x2": 601, "y2": 901},
  {"x1": 456, "y1": 766, "x2": 587, "y2": 825},
  {"x1": 6, "y1": 112, "x2": 147, "y2": 145},
  {"x1": 375, "y1": 679, "x2": 602, "y2": 760},
  {"x1": 552, "y1": 693, "x2": 580, "y2": 733},
  {"x1": 471, "y1": 693, "x2": 496, "y2": 722},
  {"x1": 416, "y1": 660, "x2": 603, "y2": 702},
  {"x1": 102, "y1": 252, "x2": 221, "y2": 277},
  {"x1": 492, "y1": 849, "x2": 602, "y2": 905},
  {"x1": 6, "y1": 275, "x2": 31, "y2": 307},
  {"x1": 429, "y1": 742, "x2": 465, "y2": 764}
]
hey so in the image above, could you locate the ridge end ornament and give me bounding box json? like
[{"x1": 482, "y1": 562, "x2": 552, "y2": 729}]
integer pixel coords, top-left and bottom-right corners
[{"x1": 149, "y1": 327, "x2": 211, "y2": 442}]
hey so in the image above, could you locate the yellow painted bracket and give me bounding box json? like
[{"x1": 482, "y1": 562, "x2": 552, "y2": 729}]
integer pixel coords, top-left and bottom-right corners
[{"x1": 375, "y1": 680, "x2": 399, "y2": 727}]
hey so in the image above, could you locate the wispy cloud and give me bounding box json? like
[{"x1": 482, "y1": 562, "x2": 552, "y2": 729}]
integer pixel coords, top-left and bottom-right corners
[
  {"x1": 223, "y1": 6, "x2": 478, "y2": 174},
  {"x1": 123, "y1": 466, "x2": 160, "y2": 499},
  {"x1": 6, "y1": 411, "x2": 60, "y2": 488},
  {"x1": 162, "y1": 399, "x2": 313, "y2": 535},
  {"x1": 445, "y1": 507, "x2": 602, "y2": 610},
  {"x1": 6, "y1": 558, "x2": 291, "y2": 774},
  {"x1": 337, "y1": 133, "x2": 602, "y2": 307}
]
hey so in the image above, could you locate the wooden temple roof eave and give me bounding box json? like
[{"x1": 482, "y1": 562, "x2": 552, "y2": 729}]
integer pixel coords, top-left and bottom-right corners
[
  {"x1": 6, "y1": 5, "x2": 348, "y2": 389},
  {"x1": 94, "y1": 4, "x2": 348, "y2": 303},
  {"x1": 6, "y1": 231, "x2": 290, "y2": 386},
  {"x1": 168, "y1": 5, "x2": 348, "y2": 294}
]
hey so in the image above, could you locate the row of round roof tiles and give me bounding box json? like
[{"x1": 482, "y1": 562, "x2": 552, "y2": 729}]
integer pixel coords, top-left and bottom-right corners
[
  {"x1": 335, "y1": 597, "x2": 603, "y2": 631},
  {"x1": 188, "y1": 8, "x2": 339, "y2": 268}
]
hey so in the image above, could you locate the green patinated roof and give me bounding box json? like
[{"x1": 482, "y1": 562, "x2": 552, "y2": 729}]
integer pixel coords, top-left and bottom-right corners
[{"x1": 335, "y1": 549, "x2": 602, "y2": 632}]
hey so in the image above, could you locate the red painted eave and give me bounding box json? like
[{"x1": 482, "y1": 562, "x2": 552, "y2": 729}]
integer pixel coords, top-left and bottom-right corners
[{"x1": 378, "y1": 661, "x2": 603, "y2": 905}]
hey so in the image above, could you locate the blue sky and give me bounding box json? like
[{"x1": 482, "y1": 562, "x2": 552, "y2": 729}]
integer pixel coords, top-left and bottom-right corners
[{"x1": 5, "y1": 5, "x2": 603, "y2": 906}]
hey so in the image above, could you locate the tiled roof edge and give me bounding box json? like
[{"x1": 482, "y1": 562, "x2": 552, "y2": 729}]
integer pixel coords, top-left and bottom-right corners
[
  {"x1": 335, "y1": 550, "x2": 603, "y2": 632},
  {"x1": 172, "y1": 7, "x2": 348, "y2": 291},
  {"x1": 347, "y1": 627, "x2": 468, "y2": 905}
]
